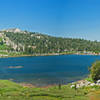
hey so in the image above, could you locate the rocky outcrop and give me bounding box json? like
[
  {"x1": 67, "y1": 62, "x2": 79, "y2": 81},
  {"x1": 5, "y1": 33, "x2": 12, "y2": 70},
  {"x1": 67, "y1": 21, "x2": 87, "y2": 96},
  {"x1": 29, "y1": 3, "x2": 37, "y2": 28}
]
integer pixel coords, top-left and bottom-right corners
[
  {"x1": 1, "y1": 28, "x2": 27, "y2": 34},
  {"x1": 71, "y1": 80, "x2": 100, "y2": 88}
]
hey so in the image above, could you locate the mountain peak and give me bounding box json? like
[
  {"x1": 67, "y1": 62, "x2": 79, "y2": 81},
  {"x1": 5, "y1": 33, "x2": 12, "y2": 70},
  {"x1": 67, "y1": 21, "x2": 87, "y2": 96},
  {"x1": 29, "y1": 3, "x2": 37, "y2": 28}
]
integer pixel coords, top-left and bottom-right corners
[{"x1": 2, "y1": 28, "x2": 23, "y2": 33}]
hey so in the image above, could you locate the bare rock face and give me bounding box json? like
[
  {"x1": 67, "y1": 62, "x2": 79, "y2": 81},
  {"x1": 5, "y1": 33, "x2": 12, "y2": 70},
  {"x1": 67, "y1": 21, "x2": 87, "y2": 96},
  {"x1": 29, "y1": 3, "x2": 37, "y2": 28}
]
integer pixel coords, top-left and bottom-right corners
[
  {"x1": 1, "y1": 28, "x2": 27, "y2": 33},
  {"x1": 4, "y1": 28, "x2": 22, "y2": 33}
]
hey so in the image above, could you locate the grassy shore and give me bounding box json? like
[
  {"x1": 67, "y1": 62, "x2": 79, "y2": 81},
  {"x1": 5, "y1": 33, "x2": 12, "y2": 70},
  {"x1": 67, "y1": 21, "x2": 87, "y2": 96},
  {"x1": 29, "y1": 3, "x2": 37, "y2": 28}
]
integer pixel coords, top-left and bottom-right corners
[
  {"x1": 0, "y1": 80, "x2": 90, "y2": 100},
  {"x1": 2, "y1": 79, "x2": 100, "y2": 100}
]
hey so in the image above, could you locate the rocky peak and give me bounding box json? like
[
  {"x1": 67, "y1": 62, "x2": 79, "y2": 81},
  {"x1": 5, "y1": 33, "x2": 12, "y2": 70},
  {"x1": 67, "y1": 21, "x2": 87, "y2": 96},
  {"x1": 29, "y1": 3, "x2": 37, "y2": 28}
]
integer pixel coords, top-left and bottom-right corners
[{"x1": 2, "y1": 28, "x2": 23, "y2": 33}]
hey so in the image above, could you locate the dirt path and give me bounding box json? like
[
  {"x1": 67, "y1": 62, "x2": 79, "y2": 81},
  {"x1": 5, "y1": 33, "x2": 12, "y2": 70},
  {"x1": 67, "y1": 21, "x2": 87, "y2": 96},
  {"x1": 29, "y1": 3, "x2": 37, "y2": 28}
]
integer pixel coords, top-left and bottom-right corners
[{"x1": 89, "y1": 91, "x2": 100, "y2": 100}]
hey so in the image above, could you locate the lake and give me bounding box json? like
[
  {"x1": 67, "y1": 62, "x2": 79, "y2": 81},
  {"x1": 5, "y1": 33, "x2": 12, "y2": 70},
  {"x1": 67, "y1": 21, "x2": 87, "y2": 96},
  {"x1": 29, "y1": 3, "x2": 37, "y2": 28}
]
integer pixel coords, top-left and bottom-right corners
[{"x1": 0, "y1": 55, "x2": 99, "y2": 86}]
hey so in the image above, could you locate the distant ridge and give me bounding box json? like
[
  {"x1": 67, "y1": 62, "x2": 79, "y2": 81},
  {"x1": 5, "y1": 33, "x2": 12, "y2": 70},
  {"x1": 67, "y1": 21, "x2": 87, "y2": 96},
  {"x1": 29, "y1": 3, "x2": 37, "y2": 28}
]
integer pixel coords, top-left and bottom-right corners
[{"x1": 0, "y1": 28, "x2": 99, "y2": 55}]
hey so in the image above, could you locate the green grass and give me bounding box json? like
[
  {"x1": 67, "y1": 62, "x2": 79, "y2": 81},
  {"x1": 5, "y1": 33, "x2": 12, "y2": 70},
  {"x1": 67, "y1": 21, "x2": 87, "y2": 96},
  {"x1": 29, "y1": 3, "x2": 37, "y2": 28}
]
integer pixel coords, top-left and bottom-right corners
[
  {"x1": 0, "y1": 80, "x2": 89, "y2": 100},
  {"x1": 85, "y1": 77, "x2": 93, "y2": 83},
  {"x1": 0, "y1": 38, "x2": 3, "y2": 42}
]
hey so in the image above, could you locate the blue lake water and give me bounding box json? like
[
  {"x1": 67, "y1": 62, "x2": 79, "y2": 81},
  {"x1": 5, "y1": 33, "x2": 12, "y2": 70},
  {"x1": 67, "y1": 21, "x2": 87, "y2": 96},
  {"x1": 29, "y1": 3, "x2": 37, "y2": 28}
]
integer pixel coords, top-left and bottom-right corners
[{"x1": 0, "y1": 55, "x2": 100, "y2": 86}]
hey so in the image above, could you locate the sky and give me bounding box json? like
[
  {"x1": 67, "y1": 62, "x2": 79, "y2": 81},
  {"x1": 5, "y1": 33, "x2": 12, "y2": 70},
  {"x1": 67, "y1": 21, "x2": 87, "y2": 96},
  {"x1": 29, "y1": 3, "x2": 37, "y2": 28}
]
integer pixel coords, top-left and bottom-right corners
[{"x1": 0, "y1": 0, "x2": 100, "y2": 40}]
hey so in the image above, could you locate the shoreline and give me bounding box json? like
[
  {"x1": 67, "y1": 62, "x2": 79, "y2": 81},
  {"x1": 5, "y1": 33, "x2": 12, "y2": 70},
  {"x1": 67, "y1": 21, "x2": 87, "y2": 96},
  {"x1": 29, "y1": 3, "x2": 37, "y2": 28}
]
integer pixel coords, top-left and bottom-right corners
[
  {"x1": 16, "y1": 78, "x2": 88, "y2": 88},
  {"x1": 15, "y1": 77, "x2": 88, "y2": 88},
  {"x1": 19, "y1": 82, "x2": 58, "y2": 88},
  {"x1": 0, "y1": 52, "x2": 100, "y2": 58}
]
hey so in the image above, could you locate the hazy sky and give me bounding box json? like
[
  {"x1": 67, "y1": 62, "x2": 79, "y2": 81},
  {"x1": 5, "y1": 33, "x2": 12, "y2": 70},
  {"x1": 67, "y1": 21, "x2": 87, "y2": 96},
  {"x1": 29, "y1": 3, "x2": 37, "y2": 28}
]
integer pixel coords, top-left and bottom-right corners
[{"x1": 0, "y1": 0, "x2": 100, "y2": 40}]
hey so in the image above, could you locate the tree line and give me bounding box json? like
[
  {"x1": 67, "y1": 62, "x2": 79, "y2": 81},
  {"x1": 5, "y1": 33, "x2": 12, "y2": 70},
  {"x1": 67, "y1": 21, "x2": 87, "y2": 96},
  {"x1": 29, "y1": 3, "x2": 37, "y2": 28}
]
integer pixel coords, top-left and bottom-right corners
[{"x1": 4, "y1": 32, "x2": 100, "y2": 54}]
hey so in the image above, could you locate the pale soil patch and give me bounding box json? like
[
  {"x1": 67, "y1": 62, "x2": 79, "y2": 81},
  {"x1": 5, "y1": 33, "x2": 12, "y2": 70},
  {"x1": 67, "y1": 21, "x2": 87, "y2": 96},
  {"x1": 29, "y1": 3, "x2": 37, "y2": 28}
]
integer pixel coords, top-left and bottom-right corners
[{"x1": 89, "y1": 91, "x2": 100, "y2": 100}]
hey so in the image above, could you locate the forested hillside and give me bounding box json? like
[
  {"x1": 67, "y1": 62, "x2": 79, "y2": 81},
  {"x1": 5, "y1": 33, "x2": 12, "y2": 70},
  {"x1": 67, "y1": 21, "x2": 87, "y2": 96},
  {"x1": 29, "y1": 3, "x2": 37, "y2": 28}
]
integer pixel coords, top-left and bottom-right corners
[{"x1": 3, "y1": 29, "x2": 100, "y2": 54}]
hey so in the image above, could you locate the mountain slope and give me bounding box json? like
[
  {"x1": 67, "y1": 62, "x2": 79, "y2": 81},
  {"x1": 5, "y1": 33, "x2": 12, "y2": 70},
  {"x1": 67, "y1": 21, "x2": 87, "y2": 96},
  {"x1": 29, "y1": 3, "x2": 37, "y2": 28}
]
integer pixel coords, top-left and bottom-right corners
[{"x1": 0, "y1": 28, "x2": 100, "y2": 55}]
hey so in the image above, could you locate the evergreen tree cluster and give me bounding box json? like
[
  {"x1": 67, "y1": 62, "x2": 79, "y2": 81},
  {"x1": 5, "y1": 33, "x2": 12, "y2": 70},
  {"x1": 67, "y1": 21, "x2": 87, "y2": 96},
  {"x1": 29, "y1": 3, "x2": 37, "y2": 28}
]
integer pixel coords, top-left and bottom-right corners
[{"x1": 4, "y1": 32, "x2": 100, "y2": 54}]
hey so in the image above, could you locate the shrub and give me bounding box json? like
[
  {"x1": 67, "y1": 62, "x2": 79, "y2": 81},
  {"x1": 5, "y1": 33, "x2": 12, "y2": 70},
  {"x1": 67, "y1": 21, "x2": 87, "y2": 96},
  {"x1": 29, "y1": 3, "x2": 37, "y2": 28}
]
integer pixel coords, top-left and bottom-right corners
[{"x1": 90, "y1": 61, "x2": 100, "y2": 82}]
